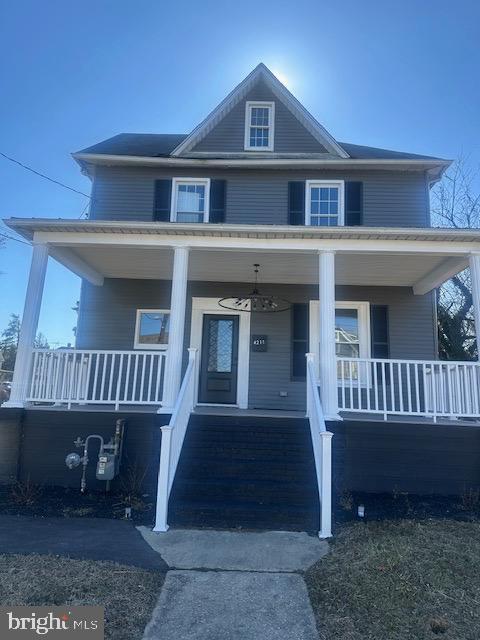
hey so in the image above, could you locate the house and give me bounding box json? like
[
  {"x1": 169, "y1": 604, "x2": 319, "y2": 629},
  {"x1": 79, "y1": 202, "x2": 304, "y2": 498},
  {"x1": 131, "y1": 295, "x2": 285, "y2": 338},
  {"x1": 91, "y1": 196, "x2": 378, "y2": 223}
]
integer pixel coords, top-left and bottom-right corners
[{"x1": 2, "y1": 64, "x2": 480, "y2": 537}]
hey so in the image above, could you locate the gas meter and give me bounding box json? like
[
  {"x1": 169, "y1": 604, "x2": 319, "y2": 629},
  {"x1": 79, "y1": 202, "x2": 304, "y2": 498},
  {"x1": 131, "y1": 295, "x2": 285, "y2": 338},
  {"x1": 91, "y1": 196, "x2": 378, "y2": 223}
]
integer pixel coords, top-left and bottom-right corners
[{"x1": 65, "y1": 419, "x2": 125, "y2": 492}]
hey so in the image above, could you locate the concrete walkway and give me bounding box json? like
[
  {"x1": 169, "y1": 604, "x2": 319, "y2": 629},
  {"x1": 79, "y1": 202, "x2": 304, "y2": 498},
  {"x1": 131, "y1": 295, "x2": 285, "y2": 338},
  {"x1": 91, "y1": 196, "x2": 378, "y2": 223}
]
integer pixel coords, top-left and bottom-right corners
[
  {"x1": 140, "y1": 528, "x2": 329, "y2": 640},
  {"x1": 138, "y1": 527, "x2": 329, "y2": 571}
]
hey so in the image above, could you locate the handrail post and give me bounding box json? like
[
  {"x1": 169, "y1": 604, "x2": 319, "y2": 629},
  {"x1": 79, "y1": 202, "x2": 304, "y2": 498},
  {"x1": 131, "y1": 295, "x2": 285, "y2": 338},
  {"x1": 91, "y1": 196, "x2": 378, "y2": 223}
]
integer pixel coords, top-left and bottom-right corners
[
  {"x1": 306, "y1": 352, "x2": 315, "y2": 418},
  {"x1": 187, "y1": 348, "x2": 198, "y2": 411},
  {"x1": 319, "y1": 431, "x2": 333, "y2": 539},
  {"x1": 153, "y1": 425, "x2": 173, "y2": 532}
]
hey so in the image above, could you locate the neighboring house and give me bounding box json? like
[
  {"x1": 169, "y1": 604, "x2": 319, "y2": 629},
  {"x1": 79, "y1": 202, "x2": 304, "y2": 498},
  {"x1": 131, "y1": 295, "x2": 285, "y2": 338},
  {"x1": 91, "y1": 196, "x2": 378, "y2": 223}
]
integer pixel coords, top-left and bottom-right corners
[{"x1": 3, "y1": 64, "x2": 480, "y2": 536}]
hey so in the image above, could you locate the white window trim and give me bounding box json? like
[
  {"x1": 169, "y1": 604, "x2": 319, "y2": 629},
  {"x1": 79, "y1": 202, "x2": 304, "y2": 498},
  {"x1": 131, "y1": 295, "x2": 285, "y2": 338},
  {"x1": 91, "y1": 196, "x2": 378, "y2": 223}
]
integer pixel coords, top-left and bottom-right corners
[
  {"x1": 309, "y1": 300, "x2": 371, "y2": 381},
  {"x1": 134, "y1": 308, "x2": 170, "y2": 350},
  {"x1": 170, "y1": 177, "x2": 211, "y2": 223},
  {"x1": 305, "y1": 180, "x2": 345, "y2": 227},
  {"x1": 244, "y1": 101, "x2": 275, "y2": 151},
  {"x1": 334, "y1": 301, "x2": 371, "y2": 359}
]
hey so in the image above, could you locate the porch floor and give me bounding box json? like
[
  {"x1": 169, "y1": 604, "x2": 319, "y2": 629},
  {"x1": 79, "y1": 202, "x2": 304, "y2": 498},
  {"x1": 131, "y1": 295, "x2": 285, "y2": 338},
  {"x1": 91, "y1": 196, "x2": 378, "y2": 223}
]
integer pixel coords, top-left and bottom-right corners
[{"x1": 21, "y1": 402, "x2": 480, "y2": 427}]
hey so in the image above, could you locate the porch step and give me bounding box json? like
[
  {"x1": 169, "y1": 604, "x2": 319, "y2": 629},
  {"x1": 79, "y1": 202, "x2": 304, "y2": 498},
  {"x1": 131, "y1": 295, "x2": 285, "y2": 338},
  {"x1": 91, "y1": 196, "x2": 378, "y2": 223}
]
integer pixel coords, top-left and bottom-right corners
[{"x1": 168, "y1": 414, "x2": 320, "y2": 532}]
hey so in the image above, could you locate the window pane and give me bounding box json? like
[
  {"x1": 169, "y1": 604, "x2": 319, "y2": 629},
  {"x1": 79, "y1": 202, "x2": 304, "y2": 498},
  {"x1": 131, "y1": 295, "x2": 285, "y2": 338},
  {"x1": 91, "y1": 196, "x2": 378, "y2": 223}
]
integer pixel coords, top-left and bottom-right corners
[
  {"x1": 177, "y1": 183, "x2": 205, "y2": 216},
  {"x1": 335, "y1": 342, "x2": 359, "y2": 358},
  {"x1": 176, "y1": 212, "x2": 204, "y2": 223},
  {"x1": 250, "y1": 127, "x2": 269, "y2": 147},
  {"x1": 335, "y1": 309, "x2": 359, "y2": 344},
  {"x1": 251, "y1": 107, "x2": 269, "y2": 126},
  {"x1": 138, "y1": 312, "x2": 169, "y2": 346},
  {"x1": 208, "y1": 319, "x2": 233, "y2": 372},
  {"x1": 308, "y1": 185, "x2": 341, "y2": 226}
]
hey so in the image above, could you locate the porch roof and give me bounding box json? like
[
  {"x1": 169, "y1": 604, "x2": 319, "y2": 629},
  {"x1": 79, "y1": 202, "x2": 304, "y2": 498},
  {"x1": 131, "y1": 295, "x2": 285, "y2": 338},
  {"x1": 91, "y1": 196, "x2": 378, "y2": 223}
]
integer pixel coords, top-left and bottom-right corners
[{"x1": 5, "y1": 218, "x2": 480, "y2": 294}]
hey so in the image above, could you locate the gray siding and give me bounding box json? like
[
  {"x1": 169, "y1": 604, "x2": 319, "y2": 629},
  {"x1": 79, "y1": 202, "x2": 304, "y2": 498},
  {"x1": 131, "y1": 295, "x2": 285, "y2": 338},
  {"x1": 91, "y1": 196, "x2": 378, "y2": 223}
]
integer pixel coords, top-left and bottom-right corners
[
  {"x1": 77, "y1": 279, "x2": 436, "y2": 411},
  {"x1": 90, "y1": 165, "x2": 430, "y2": 227},
  {"x1": 192, "y1": 79, "x2": 327, "y2": 153}
]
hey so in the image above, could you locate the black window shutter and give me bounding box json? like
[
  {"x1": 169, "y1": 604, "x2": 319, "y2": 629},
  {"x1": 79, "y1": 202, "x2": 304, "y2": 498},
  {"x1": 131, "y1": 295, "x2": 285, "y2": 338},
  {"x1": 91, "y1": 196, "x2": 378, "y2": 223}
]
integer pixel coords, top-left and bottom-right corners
[
  {"x1": 209, "y1": 180, "x2": 226, "y2": 223},
  {"x1": 345, "y1": 181, "x2": 363, "y2": 226},
  {"x1": 291, "y1": 303, "x2": 309, "y2": 379},
  {"x1": 370, "y1": 305, "x2": 389, "y2": 358},
  {"x1": 288, "y1": 181, "x2": 305, "y2": 225},
  {"x1": 154, "y1": 179, "x2": 172, "y2": 222}
]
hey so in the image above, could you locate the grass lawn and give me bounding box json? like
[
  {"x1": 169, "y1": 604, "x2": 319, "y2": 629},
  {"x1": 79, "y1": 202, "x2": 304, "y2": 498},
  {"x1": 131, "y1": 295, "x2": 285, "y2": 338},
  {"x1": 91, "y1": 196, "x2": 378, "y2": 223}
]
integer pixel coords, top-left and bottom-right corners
[
  {"x1": 305, "y1": 519, "x2": 480, "y2": 640},
  {"x1": 0, "y1": 554, "x2": 164, "y2": 640}
]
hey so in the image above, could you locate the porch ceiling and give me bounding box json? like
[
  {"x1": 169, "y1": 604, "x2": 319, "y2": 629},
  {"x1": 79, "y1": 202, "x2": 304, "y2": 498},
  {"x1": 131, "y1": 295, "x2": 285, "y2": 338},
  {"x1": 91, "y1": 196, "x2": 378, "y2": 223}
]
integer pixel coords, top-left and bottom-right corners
[
  {"x1": 62, "y1": 245, "x2": 462, "y2": 289},
  {"x1": 5, "y1": 218, "x2": 478, "y2": 293}
]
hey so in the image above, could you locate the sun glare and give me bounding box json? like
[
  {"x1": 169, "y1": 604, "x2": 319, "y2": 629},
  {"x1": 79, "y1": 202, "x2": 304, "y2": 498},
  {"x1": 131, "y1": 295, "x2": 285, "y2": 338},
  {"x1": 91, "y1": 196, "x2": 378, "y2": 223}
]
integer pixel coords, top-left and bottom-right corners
[{"x1": 272, "y1": 69, "x2": 290, "y2": 89}]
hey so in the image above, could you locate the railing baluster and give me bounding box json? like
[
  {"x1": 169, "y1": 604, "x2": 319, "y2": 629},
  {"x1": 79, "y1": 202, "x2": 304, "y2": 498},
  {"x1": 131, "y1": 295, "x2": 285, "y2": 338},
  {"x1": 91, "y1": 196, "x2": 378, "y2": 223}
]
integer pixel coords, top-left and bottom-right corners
[
  {"x1": 99, "y1": 354, "x2": 107, "y2": 403},
  {"x1": 155, "y1": 354, "x2": 162, "y2": 403},
  {"x1": 140, "y1": 354, "x2": 147, "y2": 403},
  {"x1": 107, "y1": 353, "x2": 115, "y2": 402},
  {"x1": 414, "y1": 363, "x2": 420, "y2": 414},
  {"x1": 124, "y1": 353, "x2": 132, "y2": 403},
  {"x1": 398, "y1": 362, "x2": 404, "y2": 414},
  {"x1": 148, "y1": 354, "x2": 154, "y2": 402},
  {"x1": 115, "y1": 354, "x2": 124, "y2": 410},
  {"x1": 389, "y1": 361, "x2": 395, "y2": 413}
]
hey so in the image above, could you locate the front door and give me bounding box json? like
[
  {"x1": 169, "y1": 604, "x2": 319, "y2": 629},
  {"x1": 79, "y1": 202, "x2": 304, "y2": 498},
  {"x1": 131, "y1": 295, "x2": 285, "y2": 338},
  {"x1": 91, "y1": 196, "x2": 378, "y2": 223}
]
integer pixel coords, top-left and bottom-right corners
[{"x1": 199, "y1": 314, "x2": 239, "y2": 404}]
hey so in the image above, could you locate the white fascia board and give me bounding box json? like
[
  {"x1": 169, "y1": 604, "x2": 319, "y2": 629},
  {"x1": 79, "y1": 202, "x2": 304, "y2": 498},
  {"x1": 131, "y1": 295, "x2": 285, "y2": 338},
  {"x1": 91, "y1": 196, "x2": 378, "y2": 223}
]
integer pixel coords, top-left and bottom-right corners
[
  {"x1": 31, "y1": 230, "x2": 480, "y2": 257},
  {"x1": 71, "y1": 152, "x2": 451, "y2": 172},
  {"x1": 413, "y1": 256, "x2": 469, "y2": 295}
]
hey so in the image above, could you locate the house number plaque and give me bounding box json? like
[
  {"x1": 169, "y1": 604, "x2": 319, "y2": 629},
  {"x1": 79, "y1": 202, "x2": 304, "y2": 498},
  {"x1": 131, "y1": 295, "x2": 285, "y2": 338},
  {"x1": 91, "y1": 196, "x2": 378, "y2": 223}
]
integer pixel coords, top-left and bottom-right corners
[{"x1": 251, "y1": 335, "x2": 268, "y2": 352}]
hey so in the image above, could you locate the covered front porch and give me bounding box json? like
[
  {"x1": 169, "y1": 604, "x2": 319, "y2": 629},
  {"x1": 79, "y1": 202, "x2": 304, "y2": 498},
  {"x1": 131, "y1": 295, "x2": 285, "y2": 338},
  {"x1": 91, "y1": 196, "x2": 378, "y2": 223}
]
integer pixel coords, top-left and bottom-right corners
[{"x1": 5, "y1": 219, "x2": 480, "y2": 424}]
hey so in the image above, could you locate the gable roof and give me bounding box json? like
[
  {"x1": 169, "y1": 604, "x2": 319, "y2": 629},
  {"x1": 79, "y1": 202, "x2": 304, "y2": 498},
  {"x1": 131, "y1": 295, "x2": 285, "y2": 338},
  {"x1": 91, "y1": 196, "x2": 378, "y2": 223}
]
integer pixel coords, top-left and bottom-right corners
[
  {"x1": 170, "y1": 63, "x2": 349, "y2": 158},
  {"x1": 76, "y1": 132, "x2": 445, "y2": 162}
]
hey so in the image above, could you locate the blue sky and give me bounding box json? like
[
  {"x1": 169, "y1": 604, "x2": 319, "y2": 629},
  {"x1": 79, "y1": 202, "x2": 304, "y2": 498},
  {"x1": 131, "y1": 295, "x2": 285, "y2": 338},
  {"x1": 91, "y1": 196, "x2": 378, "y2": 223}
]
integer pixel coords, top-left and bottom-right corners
[{"x1": 1, "y1": 0, "x2": 479, "y2": 346}]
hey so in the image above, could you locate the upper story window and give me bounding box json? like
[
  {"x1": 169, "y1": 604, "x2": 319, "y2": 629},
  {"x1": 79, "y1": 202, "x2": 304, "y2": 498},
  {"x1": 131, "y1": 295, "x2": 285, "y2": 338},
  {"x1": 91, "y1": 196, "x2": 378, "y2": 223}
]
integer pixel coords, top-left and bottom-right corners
[
  {"x1": 171, "y1": 178, "x2": 211, "y2": 223},
  {"x1": 305, "y1": 180, "x2": 345, "y2": 226},
  {"x1": 244, "y1": 101, "x2": 275, "y2": 151}
]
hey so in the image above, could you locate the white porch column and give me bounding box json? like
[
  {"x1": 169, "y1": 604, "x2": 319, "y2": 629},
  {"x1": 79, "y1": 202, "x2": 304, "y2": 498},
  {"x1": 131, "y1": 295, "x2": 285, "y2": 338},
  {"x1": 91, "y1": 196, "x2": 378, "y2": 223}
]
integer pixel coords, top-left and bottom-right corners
[
  {"x1": 160, "y1": 245, "x2": 189, "y2": 411},
  {"x1": 5, "y1": 243, "x2": 49, "y2": 408},
  {"x1": 318, "y1": 250, "x2": 339, "y2": 419},
  {"x1": 470, "y1": 253, "x2": 480, "y2": 360}
]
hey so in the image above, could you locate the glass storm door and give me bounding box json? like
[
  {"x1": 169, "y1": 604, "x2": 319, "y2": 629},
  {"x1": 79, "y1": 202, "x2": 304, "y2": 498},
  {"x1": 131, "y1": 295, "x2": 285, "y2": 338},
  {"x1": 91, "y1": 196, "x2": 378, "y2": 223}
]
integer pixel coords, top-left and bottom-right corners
[{"x1": 199, "y1": 314, "x2": 239, "y2": 404}]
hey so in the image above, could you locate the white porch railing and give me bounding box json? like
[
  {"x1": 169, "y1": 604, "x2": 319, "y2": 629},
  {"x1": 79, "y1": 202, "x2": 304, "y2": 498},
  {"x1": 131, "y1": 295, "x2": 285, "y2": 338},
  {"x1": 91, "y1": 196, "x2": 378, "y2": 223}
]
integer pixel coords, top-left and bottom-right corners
[
  {"x1": 27, "y1": 349, "x2": 167, "y2": 409},
  {"x1": 337, "y1": 357, "x2": 480, "y2": 420},
  {"x1": 306, "y1": 353, "x2": 333, "y2": 539},
  {"x1": 154, "y1": 348, "x2": 197, "y2": 532}
]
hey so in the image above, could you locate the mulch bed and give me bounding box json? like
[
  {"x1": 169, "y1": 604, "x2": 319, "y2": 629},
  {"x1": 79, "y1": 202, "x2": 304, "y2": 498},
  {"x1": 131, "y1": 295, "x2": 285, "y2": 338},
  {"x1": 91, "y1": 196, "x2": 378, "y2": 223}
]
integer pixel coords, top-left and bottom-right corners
[
  {"x1": 0, "y1": 482, "x2": 479, "y2": 529},
  {"x1": 333, "y1": 490, "x2": 480, "y2": 530},
  {"x1": 0, "y1": 484, "x2": 155, "y2": 525}
]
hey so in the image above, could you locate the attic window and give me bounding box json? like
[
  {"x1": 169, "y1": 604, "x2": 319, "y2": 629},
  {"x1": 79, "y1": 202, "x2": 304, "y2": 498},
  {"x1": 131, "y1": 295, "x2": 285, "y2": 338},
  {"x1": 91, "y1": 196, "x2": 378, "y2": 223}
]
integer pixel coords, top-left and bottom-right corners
[{"x1": 244, "y1": 101, "x2": 275, "y2": 151}]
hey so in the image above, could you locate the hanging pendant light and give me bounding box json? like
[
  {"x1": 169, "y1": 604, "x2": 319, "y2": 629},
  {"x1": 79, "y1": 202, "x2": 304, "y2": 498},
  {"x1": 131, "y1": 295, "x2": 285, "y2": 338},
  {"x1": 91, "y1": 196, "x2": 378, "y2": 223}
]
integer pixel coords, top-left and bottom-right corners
[{"x1": 218, "y1": 264, "x2": 292, "y2": 313}]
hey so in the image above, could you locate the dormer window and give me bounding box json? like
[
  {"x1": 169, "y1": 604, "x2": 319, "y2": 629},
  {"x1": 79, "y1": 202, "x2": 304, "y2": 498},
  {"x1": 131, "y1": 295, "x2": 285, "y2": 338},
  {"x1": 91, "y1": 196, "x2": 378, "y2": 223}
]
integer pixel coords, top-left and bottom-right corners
[{"x1": 244, "y1": 101, "x2": 275, "y2": 151}]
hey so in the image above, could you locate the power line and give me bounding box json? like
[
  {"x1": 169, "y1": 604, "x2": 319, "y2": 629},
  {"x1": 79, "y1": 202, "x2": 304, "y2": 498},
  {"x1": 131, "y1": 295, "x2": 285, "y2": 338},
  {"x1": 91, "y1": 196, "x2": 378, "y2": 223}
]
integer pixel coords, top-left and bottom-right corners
[
  {"x1": 0, "y1": 151, "x2": 91, "y2": 199},
  {"x1": 0, "y1": 231, "x2": 30, "y2": 246}
]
